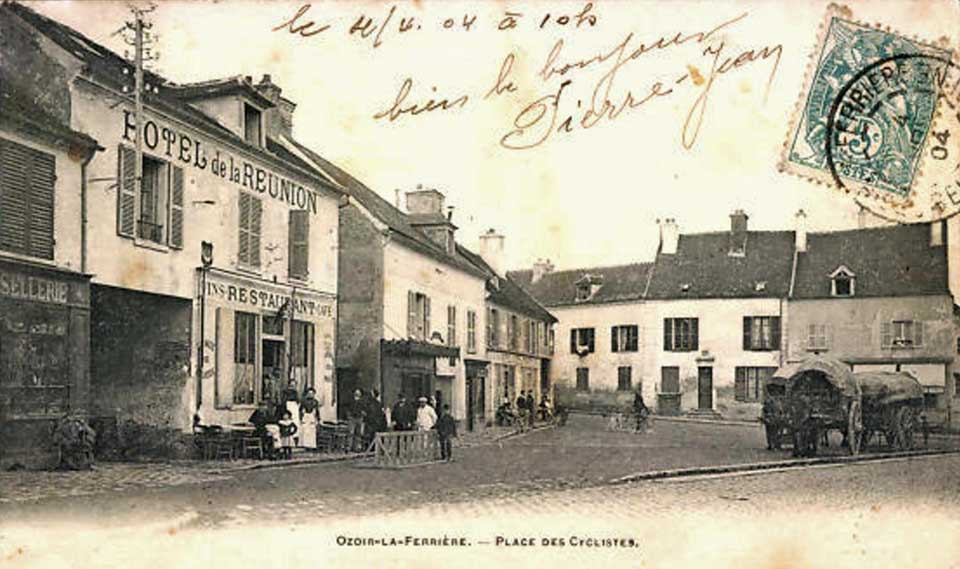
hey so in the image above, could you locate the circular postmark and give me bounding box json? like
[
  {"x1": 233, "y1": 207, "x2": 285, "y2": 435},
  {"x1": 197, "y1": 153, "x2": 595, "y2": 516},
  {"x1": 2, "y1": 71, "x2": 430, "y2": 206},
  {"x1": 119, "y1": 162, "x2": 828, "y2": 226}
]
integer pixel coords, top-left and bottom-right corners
[{"x1": 826, "y1": 53, "x2": 960, "y2": 223}]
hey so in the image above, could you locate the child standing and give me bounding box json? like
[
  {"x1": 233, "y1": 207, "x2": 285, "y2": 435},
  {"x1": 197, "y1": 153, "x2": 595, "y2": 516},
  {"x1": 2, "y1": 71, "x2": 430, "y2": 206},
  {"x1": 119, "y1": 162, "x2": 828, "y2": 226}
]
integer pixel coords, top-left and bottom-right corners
[{"x1": 278, "y1": 410, "x2": 298, "y2": 460}]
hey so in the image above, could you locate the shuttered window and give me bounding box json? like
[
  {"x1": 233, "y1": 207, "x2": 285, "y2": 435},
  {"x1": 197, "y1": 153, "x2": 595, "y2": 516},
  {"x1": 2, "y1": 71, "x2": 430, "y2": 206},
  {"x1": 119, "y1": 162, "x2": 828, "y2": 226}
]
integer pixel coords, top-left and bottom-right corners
[
  {"x1": 735, "y1": 367, "x2": 777, "y2": 402},
  {"x1": 238, "y1": 192, "x2": 262, "y2": 267},
  {"x1": 883, "y1": 320, "x2": 924, "y2": 348},
  {"x1": 116, "y1": 145, "x2": 182, "y2": 247},
  {"x1": 466, "y1": 310, "x2": 477, "y2": 354},
  {"x1": 288, "y1": 209, "x2": 309, "y2": 279},
  {"x1": 117, "y1": 145, "x2": 136, "y2": 237},
  {"x1": 664, "y1": 318, "x2": 698, "y2": 351},
  {"x1": 742, "y1": 316, "x2": 781, "y2": 351},
  {"x1": 0, "y1": 138, "x2": 56, "y2": 259},
  {"x1": 406, "y1": 292, "x2": 431, "y2": 340}
]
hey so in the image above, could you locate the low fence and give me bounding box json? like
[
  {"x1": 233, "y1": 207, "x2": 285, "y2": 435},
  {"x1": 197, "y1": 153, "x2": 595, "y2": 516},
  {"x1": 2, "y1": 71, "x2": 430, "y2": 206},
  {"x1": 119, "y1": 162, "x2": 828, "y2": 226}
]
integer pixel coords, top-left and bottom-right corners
[{"x1": 370, "y1": 430, "x2": 440, "y2": 468}]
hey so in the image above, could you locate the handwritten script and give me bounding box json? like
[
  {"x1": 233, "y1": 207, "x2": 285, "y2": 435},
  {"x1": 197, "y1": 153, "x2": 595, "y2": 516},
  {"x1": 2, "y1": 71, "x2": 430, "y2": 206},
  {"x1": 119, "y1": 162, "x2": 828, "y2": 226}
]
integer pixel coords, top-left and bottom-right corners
[{"x1": 273, "y1": 4, "x2": 782, "y2": 151}]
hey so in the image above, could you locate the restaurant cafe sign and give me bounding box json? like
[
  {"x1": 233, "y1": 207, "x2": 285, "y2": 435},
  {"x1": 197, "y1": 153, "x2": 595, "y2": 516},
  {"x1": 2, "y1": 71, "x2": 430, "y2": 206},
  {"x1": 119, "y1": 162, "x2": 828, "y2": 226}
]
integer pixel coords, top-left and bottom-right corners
[
  {"x1": 122, "y1": 110, "x2": 321, "y2": 214},
  {"x1": 204, "y1": 279, "x2": 333, "y2": 319}
]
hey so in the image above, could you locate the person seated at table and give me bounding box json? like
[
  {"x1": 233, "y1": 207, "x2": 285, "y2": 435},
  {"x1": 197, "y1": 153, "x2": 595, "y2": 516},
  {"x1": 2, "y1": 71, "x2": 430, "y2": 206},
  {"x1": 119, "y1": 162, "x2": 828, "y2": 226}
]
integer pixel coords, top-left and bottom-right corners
[{"x1": 248, "y1": 399, "x2": 280, "y2": 459}]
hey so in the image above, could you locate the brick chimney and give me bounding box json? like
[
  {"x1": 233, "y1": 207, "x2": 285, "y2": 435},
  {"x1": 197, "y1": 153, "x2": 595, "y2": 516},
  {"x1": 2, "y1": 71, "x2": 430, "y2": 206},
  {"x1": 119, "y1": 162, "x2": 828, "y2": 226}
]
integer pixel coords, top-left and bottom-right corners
[
  {"x1": 532, "y1": 258, "x2": 554, "y2": 283},
  {"x1": 406, "y1": 186, "x2": 457, "y2": 254},
  {"x1": 728, "y1": 209, "x2": 748, "y2": 256},
  {"x1": 256, "y1": 74, "x2": 296, "y2": 138},
  {"x1": 479, "y1": 229, "x2": 506, "y2": 276}
]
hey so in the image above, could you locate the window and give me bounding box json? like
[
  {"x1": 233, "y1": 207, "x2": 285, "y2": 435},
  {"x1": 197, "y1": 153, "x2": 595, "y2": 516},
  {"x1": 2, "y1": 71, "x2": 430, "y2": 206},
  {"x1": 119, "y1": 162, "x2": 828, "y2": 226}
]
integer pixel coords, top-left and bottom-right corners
[
  {"x1": 0, "y1": 137, "x2": 55, "y2": 259},
  {"x1": 508, "y1": 315, "x2": 518, "y2": 350},
  {"x1": 487, "y1": 308, "x2": 500, "y2": 348},
  {"x1": 617, "y1": 366, "x2": 632, "y2": 391},
  {"x1": 570, "y1": 328, "x2": 595, "y2": 355},
  {"x1": 663, "y1": 318, "x2": 698, "y2": 351},
  {"x1": 233, "y1": 312, "x2": 257, "y2": 405},
  {"x1": 735, "y1": 367, "x2": 776, "y2": 402},
  {"x1": 238, "y1": 192, "x2": 263, "y2": 268},
  {"x1": 830, "y1": 266, "x2": 856, "y2": 297},
  {"x1": 115, "y1": 146, "x2": 184, "y2": 248},
  {"x1": 291, "y1": 320, "x2": 315, "y2": 389},
  {"x1": 446, "y1": 305, "x2": 457, "y2": 347},
  {"x1": 882, "y1": 320, "x2": 924, "y2": 348},
  {"x1": 244, "y1": 103, "x2": 263, "y2": 147},
  {"x1": 807, "y1": 324, "x2": 830, "y2": 351},
  {"x1": 406, "y1": 291, "x2": 431, "y2": 340},
  {"x1": 742, "y1": 316, "x2": 781, "y2": 351},
  {"x1": 661, "y1": 367, "x2": 680, "y2": 393},
  {"x1": 576, "y1": 283, "x2": 591, "y2": 302},
  {"x1": 576, "y1": 367, "x2": 590, "y2": 391},
  {"x1": 611, "y1": 325, "x2": 639, "y2": 352},
  {"x1": 466, "y1": 310, "x2": 477, "y2": 354},
  {"x1": 525, "y1": 320, "x2": 535, "y2": 354},
  {"x1": 288, "y1": 209, "x2": 310, "y2": 280}
]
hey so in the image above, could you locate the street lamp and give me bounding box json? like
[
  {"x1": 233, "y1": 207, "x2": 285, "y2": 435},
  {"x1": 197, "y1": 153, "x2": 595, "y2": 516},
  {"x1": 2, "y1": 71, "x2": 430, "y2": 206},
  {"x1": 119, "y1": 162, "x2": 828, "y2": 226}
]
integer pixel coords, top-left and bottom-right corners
[{"x1": 197, "y1": 241, "x2": 214, "y2": 410}]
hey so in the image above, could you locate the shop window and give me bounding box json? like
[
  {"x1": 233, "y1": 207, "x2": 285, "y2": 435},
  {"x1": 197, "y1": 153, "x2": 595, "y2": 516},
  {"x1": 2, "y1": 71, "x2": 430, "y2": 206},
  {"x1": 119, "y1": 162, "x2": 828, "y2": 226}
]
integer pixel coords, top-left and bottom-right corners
[
  {"x1": 735, "y1": 367, "x2": 776, "y2": 402},
  {"x1": 233, "y1": 311, "x2": 257, "y2": 405},
  {"x1": 576, "y1": 367, "x2": 590, "y2": 392},
  {"x1": 661, "y1": 367, "x2": 680, "y2": 393},
  {"x1": 882, "y1": 320, "x2": 924, "y2": 348},
  {"x1": 807, "y1": 324, "x2": 830, "y2": 351},
  {"x1": 238, "y1": 192, "x2": 263, "y2": 268},
  {"x1": 664, "y1": 318, "x2": 698, "y2": 351},
  {"x1": 407, "y1": 291, "x2": 431, "y2": 341},
  {"x1": 466, "y1": 309, "x2": 477, "y2": 354},
  {"x1": 611, "y1": 325, "x2": 639, "y2": 352},
  {"x1": 244, "y1": 103, "x2": 263, "y2": 147},
  {"x1": 115, "y1": 145, "x2": 183, "y2": 248},
  {"x1": 617, "y1": 366, "x2": 632, "y2": 391},
  {"x1": 742, "y1": 316, "x2": 781, "y2": 351},
  {"x1": 570, "y1": 328, "x2": 595, "y2": 355},
  {"x1": 288, "y1": 209, "x2": 310, "y2": 280},
  {"x1": 0, "y1": 137, "x2": 55, "y2": 260}
]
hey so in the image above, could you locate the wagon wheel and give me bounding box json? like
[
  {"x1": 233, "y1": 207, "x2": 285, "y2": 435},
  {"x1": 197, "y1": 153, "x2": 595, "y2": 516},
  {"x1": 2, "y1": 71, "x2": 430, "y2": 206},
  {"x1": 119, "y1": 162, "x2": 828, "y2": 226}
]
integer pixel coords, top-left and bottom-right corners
[
  {"x1": 892, "y1": 406, "x2": 917, "y2": 451},
  {"x1": 847, "y1": 400, "x2": 862, "y2": 456}
]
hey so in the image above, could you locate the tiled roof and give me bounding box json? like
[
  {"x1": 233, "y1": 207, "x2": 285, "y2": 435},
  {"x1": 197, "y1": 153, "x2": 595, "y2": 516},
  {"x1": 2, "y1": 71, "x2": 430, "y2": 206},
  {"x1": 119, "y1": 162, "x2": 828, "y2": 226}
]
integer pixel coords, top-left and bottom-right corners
[
  {"x1": 646, "y1": 231, "x2": 796, "y2": 299},
  {"x1": 457, "y1": 248, "x2": 556, "y2": 323},
  {"x1": 3, "y1": 1, "x2": 340, "y2": 195},
  {"x1": 0, "y1": 86, "x2": 100, "y2": 150},
  {"x1": 792, "y1": 224, "x2": 948, "y2": 299},
  {"x1": 282, "y1": 137, "x2": 488, "y2": 280},
  {"x1": 509, "y1": 263, "x2": 654, "y2": 307},
  {"x1": 168, "y1": 76, "x2": 275, "y2": 108}
]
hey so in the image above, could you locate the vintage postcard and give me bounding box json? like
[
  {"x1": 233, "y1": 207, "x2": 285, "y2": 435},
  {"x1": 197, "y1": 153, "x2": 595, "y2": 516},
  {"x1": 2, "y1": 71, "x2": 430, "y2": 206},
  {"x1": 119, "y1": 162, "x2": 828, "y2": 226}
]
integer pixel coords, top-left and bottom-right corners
[{"x1": 0, "y1": 1, "x2": 958, "y2": 568}]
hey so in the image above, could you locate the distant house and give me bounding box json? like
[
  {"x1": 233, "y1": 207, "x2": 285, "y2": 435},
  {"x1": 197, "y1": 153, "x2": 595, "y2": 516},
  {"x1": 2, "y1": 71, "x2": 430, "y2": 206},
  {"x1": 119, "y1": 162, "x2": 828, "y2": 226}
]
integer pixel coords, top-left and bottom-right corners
[{"x1": 786, "y1": 220, "x2": 956, "y2": 424}]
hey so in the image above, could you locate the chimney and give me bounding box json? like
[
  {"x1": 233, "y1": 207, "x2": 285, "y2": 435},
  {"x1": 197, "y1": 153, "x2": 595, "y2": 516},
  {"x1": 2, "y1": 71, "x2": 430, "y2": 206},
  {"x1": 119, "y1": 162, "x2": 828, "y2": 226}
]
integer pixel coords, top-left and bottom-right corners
[
  {"x1": 931, "y1": 220, "x2": 944, "y2": 247},
  {"x1": 479, "y1": 228, "x2": 506, "y2": 276},
  {"x1": 532, "y1": 258, "x2": 554, "y2": 283},
  {"x1": 795, "y1": 209, "x2": 808, "y2": 252},
  {"x1": 405, "y1": 187, "x2": 445, "y2": 215},
  {"x1": 395, "y1": 189, "x2": 401, "y2": 209},
  {"x1": 659, "y1": 218, "x2": 679, "y2": 255},
  {"x1": 730, "y1": 209, "x2": 749, "y2": 234},
  {"x1": 256, "y1": 74, "x2": 296, "y2": 138}
]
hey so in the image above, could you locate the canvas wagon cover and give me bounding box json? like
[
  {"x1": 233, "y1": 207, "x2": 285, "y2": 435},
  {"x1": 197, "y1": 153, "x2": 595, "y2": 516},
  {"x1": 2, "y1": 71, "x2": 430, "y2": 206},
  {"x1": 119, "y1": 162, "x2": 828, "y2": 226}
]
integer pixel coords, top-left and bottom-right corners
[
  {"x1": 854, "y1": 371, "x2": 924, "y2": 406},
  {"x1": 770, "y1": 362, "x2": 803, "y2": 385},
  {"x1": 786, "y1": 358, "x2": 860, "y2": 399}
]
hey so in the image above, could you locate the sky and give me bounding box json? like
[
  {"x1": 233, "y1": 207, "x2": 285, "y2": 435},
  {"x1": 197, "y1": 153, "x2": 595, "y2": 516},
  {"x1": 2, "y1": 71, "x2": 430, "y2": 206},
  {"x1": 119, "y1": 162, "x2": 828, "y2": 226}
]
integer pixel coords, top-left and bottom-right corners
[{"x1": 27, "y1": 0, "x2": 959, "y2": 271}]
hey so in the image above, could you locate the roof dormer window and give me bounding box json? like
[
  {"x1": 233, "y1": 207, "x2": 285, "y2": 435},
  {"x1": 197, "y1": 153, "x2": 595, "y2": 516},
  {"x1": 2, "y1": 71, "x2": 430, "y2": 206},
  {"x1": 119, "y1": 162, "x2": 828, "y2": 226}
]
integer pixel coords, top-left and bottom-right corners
[
  {"x1": 575, "y1": 274, "x2": 603, "y2": 302},
  {"x1": 244, "y1": 103, "x2": 263, "y2": 147},
  {"x1": 830, "y1": 265, "x2": 855, "y2": 297},
  {"x1": 576, "y1": 283, "x2": 592, "y2": 301}
]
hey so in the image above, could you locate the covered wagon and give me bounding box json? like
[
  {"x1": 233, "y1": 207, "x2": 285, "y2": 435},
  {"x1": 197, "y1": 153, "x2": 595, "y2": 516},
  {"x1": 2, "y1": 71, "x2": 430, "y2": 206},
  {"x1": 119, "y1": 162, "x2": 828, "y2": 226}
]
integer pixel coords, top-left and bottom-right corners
[
  {"x1": 853, "y1": 371, "x2": 924, "y2": 451},
  {"x1": 785, "y1": 358, "x2": 863, "y2": 457}
]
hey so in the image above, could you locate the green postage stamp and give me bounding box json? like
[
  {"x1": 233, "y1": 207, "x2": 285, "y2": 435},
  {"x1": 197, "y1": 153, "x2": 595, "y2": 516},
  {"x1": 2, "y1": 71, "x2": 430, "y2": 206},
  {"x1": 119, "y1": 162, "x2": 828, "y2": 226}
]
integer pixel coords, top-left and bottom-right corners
[{"x1": 781, "y1": 4, "x2": 959, "y2": 223}]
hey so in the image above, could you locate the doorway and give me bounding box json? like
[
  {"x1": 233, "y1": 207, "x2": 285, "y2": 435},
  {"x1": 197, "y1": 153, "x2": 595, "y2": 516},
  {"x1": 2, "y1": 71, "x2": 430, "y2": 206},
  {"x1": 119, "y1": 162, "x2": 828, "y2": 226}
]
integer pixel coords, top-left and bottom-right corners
[
  {"x1": 261, "y1": 339, "x2": 285, "y2": 402},
  {"x1": 697, "y1": 366, "x2": 713, "y2": 410}
]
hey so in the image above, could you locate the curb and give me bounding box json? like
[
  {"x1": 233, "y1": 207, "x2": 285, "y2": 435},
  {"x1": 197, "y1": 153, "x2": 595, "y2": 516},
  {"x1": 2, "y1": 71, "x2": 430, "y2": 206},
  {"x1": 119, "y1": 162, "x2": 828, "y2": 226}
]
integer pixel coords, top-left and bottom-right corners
[
  {"x1": 209, "y1": 452, "x2": 373, "y2": 475},
  {"x1": 654, "y1": 416, "x2": 760, "y2": 428},
  {"x1": 609, "y1": 448, "x2": 960, "y2": 484}
]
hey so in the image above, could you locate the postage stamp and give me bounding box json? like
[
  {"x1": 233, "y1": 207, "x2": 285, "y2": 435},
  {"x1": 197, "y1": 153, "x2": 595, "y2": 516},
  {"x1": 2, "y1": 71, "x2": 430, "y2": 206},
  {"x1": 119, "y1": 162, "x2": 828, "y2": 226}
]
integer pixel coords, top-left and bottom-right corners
[{"x1": 780, "y1": 4, "x2": 959, "y2": 223}]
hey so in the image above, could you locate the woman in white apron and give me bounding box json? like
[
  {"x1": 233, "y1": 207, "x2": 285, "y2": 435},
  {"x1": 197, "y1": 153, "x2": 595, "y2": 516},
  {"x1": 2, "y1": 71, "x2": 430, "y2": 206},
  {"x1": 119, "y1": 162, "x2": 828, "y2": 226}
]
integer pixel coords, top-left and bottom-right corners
[{"x1": 300, "y1": 387, "x2": 320, "y2": 450}]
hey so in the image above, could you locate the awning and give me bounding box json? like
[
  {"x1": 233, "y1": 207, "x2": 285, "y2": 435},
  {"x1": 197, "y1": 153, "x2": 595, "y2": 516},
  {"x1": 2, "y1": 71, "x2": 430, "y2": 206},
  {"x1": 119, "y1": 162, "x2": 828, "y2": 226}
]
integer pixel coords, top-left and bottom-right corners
[{"x1": 381, "y1": 339, "x2": 459, "y2": 358}]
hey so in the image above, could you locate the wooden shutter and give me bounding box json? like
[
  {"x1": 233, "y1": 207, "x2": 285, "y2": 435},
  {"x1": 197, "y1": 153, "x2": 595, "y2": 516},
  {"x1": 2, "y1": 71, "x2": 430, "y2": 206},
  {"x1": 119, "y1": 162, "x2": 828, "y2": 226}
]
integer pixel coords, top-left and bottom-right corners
[
  {"x1": 742, "y1": 317, "x2": 752, "y2": 350},
  {"x1": 0, "y1": 138, "x2": 55, "y2": 259},
  {"x1": 881, "y1": 322, "x2": 893, "y2": 348},
  {"x1": 734, "y1": 368, "x2": 746, "y2": 401},
  {"x1": 288, "y1": 209, "x2": 310, "y2": 279},
  {"x1": 914, "y1": 321, "x2": 924, "y2": 347},
  {"x1": 611, "y1": 326, "x2": 619, "y2": 352},
  {"x1": 407, "y1": 291, "x2": 417, "y2": 338},
  {"x1": 690, "y1": 319, "x2": 699, "y2": 351},
  {"x1": 771, "y1": 317, "x2": 781, "y2": 350},
  {"x1": 117, "y1": 145, "x2": 136, "y2": 237},
  {"x1": 168, "y1": 166, "x2": 184, "y2": 249},
  {"x1": 249, "y1": 195, "x2": 262, "y2": 267},
  {"x1": 238, "y1": 192, "x2": 250, "y2": 265},
  {"x1": 587, "y1": 329, "x2": 595, "y2": 352},
  {"x1": 424, "y1": 295, "x2": 431, "y2": 339},
  {"x1": 807, "y1": 324, "x2": 817, "y2": 348},
  {"x1": 663, "y1": 319, "x2": 672, "y2": 351}
]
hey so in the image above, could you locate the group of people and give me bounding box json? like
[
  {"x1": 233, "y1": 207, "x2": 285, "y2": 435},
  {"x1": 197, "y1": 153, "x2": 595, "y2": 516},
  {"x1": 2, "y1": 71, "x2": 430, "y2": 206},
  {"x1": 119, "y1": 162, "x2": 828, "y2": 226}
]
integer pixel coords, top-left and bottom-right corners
[
  {"x1": 496, "y1": 391, "x2": 553, "y2": 428},
  {"x1": 346, "y1": 389, "x2": 388, "y2": 451},
  {"x1": 248, "y1": 379, "x2": 323, "y2": 460},
  {"x1": 389, "y1": 393, "x2": 459, "y2": 461}
]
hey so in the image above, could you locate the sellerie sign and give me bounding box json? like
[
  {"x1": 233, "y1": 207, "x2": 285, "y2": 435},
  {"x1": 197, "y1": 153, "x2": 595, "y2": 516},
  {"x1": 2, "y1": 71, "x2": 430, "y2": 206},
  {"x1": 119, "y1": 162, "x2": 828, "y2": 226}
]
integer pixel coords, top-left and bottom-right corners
[
  {"x1": 122, "y1": 110, "x2": 321, "y2": 214},
  {"x1": 0, "y1": 270, "x2": 69, "y2": 305}
]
